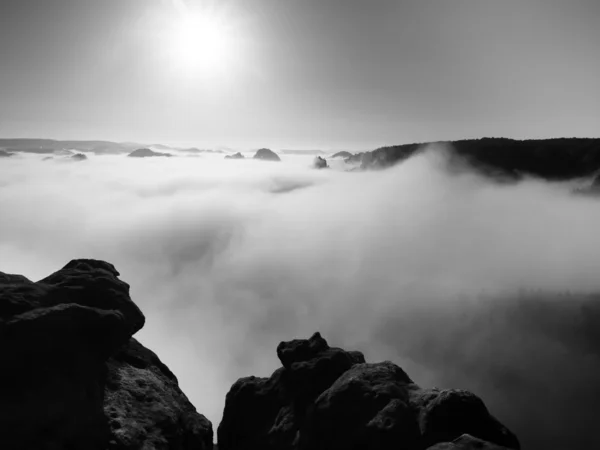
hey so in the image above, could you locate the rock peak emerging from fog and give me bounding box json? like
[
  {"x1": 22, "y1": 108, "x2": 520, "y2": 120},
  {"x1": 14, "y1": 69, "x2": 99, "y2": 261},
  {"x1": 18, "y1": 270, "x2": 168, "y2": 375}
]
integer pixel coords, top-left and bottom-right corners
[
  {"x1": 218, "y1": 332, "x2": 520, "y2": 450},
  {"x1": 253, "y1": 148, "x2": 281, "y2": 161},
  {"x1": 128, "y1": 148, "x2": 172, "y2": 158}
]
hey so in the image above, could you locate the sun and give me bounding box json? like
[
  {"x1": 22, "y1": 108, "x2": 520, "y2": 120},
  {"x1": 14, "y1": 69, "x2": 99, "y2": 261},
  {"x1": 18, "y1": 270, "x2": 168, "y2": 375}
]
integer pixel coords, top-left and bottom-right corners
[{"x1": 166, "y1": 3, "x2": 239, "y2": 77}]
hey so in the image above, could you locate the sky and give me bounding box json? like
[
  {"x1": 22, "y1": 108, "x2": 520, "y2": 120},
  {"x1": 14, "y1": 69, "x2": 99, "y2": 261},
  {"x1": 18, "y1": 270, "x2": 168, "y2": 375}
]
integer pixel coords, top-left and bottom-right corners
[
  {"x1": 1, "y1": 0, "x2": 599, "y2": 150},
  {"x1": 1, "y1": 150, "x2": 600, "y2": 448}
]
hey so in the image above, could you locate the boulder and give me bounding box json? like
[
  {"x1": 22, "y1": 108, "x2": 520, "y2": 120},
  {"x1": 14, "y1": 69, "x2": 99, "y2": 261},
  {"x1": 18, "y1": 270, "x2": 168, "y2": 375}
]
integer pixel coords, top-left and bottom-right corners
[{"x1": 218, "y1": 332, "x2": 519, "y2": 450}]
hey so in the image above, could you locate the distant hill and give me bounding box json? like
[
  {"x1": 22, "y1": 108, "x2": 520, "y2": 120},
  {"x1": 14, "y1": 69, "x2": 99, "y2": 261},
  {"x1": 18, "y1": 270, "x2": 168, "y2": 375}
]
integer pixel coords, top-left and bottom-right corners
[
  {"x1": 359, "y1": 137, "x2": 600, "y2": 180},
  {"x1": 0, "y1": 139, "x2": 136, "y2": 155},
  {"x1": 128, "y1": 148, "x2": 172, "y2": 158},
  {"x1": 331, "y1": 151, "x2": 353, "y2": 159},
  {"x1": 280, "y1": 150, "x2": 325, "y2": 155}
]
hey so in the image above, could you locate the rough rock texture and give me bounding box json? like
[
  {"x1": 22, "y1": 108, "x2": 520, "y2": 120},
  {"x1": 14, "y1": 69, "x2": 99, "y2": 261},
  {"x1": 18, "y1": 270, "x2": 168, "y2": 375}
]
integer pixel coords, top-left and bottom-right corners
[
  {"x1": 0, "y1": 259, "x2": 212, "y2": 450},
  {"x1": 218, "y1": 332, "x2": 519, "y2": 450},
  {"x1": 105, "y1": 338, "x2": 213, "y2": 450},
  {"x1": 225, "y1": 152, "x2": 245, "y2": 160},
  {"x1": 253, "y1": 148, "x2": 281, "y2": 161},
  {"x1": 427, "y1": 434, "x2": 514, "y2": 450},
  {"x1": 312, "y1": 156, "x2": 328, "y2": 169},
  {"x1": 128, "y1": 148, "x2": 172, "y2": 158}
]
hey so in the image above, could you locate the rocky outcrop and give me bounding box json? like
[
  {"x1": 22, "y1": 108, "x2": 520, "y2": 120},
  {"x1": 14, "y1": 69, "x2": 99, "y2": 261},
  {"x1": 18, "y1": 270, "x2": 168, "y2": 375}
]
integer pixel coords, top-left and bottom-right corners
[
  {"x1": 312, "y1": 156, "x2": 328, "y2": 169},
  {"x1": 218, "y1": 332, "x2": 519, "y2": 450},
  {"x1": 128, "y1": 148, "x2": 172, "y2": 158},
  {"x1": 0, "y1": 149, "x2": 14, "y2": 157},
  {"x1": 71, "y1": 153, "x2": 88, "y2": 161},
  {"x1": 225, "y1": 152, "x2": 245, "y2": 160},
  {"x1": 253, "y1": 148, "x2": 281, "y2": 162},
  {"x1": 0, "y1": 259, "x2": 212, "y2": 450},
  {"x1": 105, "y1": 339, "x2": 213, "y2": 450}
]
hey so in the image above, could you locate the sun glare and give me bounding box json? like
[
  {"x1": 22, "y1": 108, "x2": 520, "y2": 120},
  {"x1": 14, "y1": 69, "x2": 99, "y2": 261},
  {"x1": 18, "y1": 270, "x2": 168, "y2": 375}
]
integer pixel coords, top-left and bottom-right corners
[{"x1": 167, "y1": 5, "x2": 239, "y2": 77}]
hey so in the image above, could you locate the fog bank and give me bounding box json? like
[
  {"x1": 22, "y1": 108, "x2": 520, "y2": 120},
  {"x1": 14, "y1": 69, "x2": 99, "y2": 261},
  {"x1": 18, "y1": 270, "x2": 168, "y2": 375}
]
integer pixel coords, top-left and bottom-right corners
[{"x1": 1, "y1": 149, "x2": 599, "y2": 449}]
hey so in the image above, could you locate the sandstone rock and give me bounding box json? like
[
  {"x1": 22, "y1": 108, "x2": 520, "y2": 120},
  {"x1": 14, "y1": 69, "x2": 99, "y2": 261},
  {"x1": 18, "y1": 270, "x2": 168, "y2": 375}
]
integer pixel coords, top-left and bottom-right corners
[
  {"x1": 105, "y1": 338, "x2": 213, "y2": 450},
  {"x1": 0, "y1": 259, "x2": 212, "y2": 450},
  {"x1": 218, "y1": 333, "x2": 519, "y2": 450}
]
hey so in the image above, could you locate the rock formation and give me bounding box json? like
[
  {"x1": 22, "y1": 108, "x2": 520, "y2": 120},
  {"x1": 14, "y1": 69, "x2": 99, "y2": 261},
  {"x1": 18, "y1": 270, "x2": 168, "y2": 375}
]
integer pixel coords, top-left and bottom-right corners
[
  {"x1": 225, "y1": 152, "x2": 245, "y2": 160},
  {"x1": 312, "y1": 156, "x2": 329, "y2": 169},
  {"x1": 0, "y1": 149, "x2": 14, "y2": 157},
  {"x1": 218, "y1": 332, "x2": 519, "y2": 450},
  {"x1": 253, "y1": 148, "x2": 281, "y2": 162},
  {"x1": 128, "y1": 148, "x2": 172, "y2": 158},
  {"x1": 0, "y1": 259, "x2": 212, "y2": 450},
  {"x1": 71, "y1": 153, "x2": 88, "y2": 161}
]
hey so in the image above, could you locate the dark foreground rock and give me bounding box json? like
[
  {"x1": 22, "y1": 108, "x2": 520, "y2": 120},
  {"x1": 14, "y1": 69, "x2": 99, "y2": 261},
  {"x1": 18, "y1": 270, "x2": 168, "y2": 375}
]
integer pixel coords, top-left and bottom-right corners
[
  {"x1": 105, "y1": 338, "x2": 213, "y2": 450},
  {"x1": 0, "y1": 149, "x2": 14, "y2": 157},
  {"x1": 0, "y1": 259, "x2": 212, "y2": 450},
  {"x1": 218, "y1": 332, "x2": 519, "y2": 450},
  {"x1": 253, "y1": 148, "x2": 281, "y2": 161}
]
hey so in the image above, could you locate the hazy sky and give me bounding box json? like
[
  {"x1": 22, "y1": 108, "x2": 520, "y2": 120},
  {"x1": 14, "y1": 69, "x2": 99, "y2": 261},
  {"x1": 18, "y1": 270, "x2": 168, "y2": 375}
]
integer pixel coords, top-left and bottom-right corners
[{"x1": 1, "y1": 0, "x2": 599, "y2": 149}]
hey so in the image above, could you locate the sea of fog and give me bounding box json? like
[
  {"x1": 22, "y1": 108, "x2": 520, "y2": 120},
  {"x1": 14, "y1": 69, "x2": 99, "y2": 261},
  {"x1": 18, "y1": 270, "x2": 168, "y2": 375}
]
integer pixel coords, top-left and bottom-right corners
[{"x1": 1, "y1": 149, "x2": 599, "y2": 449}]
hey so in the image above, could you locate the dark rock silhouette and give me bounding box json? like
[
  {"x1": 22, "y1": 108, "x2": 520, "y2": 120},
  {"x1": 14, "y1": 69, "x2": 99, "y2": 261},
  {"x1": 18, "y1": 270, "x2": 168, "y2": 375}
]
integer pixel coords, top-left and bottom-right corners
[
  {"x1": 312, "y1": 156, "x2": 329, "y2": 169},
  {"x1": 225, "y1": 152, "x2": 245, "y2": 160},
  {"x1": 105, "y1": 338, "x2": 213, "y2": 450},
  {"x1": 217, "y1": 332, "x2": 518, "y2": 450},
  {"x1": 0, "y1": 259, "x2": 212, "y2": 450},
  {"x1": 359, "y1": 137, "x2": 600, "y2": 181},
  {"x1": 128, "y1": 148, "x2": 172, "y2": 158},
  {"x1": 253, "y1": 148, "x2": 281, "y2": 162},
  {"x1": 0, "y1": 149, "x2": 14, "y2": 157},
  {"x1": 331, "y1": 151, "x2": 353, "y2": 159}
]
